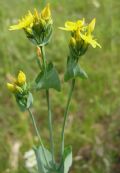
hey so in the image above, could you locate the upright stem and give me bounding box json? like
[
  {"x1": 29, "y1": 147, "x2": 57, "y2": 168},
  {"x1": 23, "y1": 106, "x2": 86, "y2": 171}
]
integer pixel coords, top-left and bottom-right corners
[
  {"x1": 61, "y1": 79, "x2": 75, "y2": 156},
  {"x1": 40, "y1": 46, "x2": 47, "y2": 71},
  {"x1": 28, "y1": 108, "x2": 49, "y2": 167},
  {"x1": 40, "y1": 46, "x2": 55, "y2": 164},
  {"x1": 46, "y1": 90, "x2": 55, "y2": 164}
]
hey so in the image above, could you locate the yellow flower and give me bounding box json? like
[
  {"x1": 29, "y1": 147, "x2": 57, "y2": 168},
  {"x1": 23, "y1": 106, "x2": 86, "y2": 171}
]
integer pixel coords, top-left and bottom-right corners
[
  {"x1": 7, "y1": 83, "x2": 15, "y2": 92},
  {"x1": 87, "y1": 18, "x2": 96, "y2": 34},
  {"x1": 17, "y1": 71, "x2": 26, "y2": 85},
  {"x1": 59, "y1": 18, "x2": 85, "y2": 31},
  {"x1": 80, "y1": 33, "x2": 101, "y2": 48},
  {"x1": 7, "y1": 83, "x2": 22, "y2": 93},
  {"x1": 41, "y1": 4, "x2": 51, "y2": 20},
  {"x1": 9, "y1": 11, "x2": 34, "y2": 31},
  {"x1": 80, "y1": 18, "x2": 101, "y2": 48}
]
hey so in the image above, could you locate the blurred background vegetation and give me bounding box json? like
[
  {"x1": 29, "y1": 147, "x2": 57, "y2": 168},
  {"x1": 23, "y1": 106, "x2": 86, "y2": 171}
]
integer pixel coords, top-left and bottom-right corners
[{"x1": 0, "y1": 0, "x2": 120, "y2": 173}]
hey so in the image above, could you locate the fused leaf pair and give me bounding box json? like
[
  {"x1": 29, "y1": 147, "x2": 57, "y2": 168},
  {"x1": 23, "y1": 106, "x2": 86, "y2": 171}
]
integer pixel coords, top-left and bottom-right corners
[
  {"x1": 35, "y1": 62, "x2": 61, "y2": 92},
  {"x1": 34, "y1": 145, "x2": 72, "y2": 173},
  {"x1": 64, "y1": 56, "x2": 88, "y2": 82}
]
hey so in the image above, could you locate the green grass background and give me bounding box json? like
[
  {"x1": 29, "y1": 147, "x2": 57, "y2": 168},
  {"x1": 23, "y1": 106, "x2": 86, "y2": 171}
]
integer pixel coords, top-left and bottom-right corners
[{"x1": 0, "y1": 0, "x2": 120, "y2": 173}]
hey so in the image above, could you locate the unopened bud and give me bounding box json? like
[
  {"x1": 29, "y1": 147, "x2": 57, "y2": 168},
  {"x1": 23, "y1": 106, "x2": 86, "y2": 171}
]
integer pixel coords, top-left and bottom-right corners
[
  {"x1": 69, "y1": 37, "x2": 76, "y2": 47},
  {"x1": 41, "y1": 4, "x2": 51, "y2": 21},
  {"x1": 7, "y1": 83, "x2": 15, "y2": 92},
  {"x1": 7, "y1": 83, "x2": 23, "y2": 94},
  {"x1": 75, "y1": 29, "x2": 81, "y2": 41},
  {"x1": 17, "y1": 71, "x2": 26, "y2": 86}
]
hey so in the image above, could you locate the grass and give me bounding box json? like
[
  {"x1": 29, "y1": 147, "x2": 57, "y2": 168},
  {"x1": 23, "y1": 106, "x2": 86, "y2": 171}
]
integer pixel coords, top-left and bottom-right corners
[{"x1": 0, "y1": 0, "x2": 120, "y2": 173}]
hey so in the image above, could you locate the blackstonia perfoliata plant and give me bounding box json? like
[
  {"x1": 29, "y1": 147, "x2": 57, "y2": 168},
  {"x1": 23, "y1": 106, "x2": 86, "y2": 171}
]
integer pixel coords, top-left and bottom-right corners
[{"x1": 7, "y1": 3, "x2": 101, "y2": 173}]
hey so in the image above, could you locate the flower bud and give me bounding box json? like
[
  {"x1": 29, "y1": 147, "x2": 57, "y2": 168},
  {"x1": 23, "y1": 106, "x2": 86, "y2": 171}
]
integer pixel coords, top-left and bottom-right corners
[
  {"x1": 7, "y1": 83, "x2": 15, "y2": 92},
  {"x1": 69, "y1": 37, "x2": 76, "y2": 47},
  {"x1": 7, "y1": 83, "x2": 23, "y2": 93},
  {"x1": 41, "y1": 4, "x2": 51, "y2": 21},
  {"x1": 17, "y1": 71, "x2": 26, "y2": 85}
]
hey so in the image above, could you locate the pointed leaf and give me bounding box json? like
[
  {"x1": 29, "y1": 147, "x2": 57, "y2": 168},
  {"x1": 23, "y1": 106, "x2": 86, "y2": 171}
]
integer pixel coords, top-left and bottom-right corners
[
  {"x1": 34, "y1": 146, "x2": 53, "y2": 173},
  {"x1": 59, "y1": 146, "x2": 72, "y2": 173},
  {"x1": 35, "y1": 63, "x2": 61, "y2": 91},
  {"x1": 27, "y1": 92, "x2": 33, "y2": 109},
  {"x1": 64, "y1": 56, "x2": 88, "y2": 81}
]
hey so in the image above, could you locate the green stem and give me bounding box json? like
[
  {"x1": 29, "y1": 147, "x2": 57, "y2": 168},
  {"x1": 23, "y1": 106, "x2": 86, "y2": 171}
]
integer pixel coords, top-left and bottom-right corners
[
  {"x1": 40, "y1": 46, "x2": 47, "y2": 71},
  {"x1": 36, "y1": 57, "x2": 42, "y2": 70},
  {"x1": 61, "y1": 79, "x2": 75, "y2": 156},
  {"x1": 28, "y1": 108, "x2": 49, "y2": 167},
  {"x1": 40, "y1": 46, "x2": 55, "y2": 164},
  {"x1": 46, "y1": 90, "x2": 55, "y2": 164}
]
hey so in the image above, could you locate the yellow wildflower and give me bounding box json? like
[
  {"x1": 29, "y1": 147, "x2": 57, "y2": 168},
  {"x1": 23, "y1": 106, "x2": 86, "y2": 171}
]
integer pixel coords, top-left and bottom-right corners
[
  {"x1": 9, "y1": 11, "x2": 34, "y2": 31},
  {"x1": 7, "y1": 83, "x2": 22, "y2": 93},
  {"x1": 59, "y1": 19, "x2": 85, "y2": 31},
  {"x1": 80, "y1": 18, "x2": 101, "y2": 48},
  {"x1": 9, "y1": 4, "x2": 53, "y2": 45},
  {"x1": 80, "y1": 33, "x2": 101, "y2": 48},
  {"x1": 17, "y1": 71, "x2": 26, "y2": 85},
  {"x1": 7, "y1": 83, "x2": 15, "y2": 92},
  {"x1": 41, "y1": 4, "x2": 51, "y2": 20},
  {"x1": 88, "y1": 18, "x2": 96, "y2": 33}
]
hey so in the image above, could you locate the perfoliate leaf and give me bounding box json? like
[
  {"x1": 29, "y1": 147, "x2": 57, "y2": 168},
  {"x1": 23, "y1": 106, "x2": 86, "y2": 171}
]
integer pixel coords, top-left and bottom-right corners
[
  {"x1": 27, "y1": 92, "x2": 33, "y2": 109},
  {"x1": 34, "y1": 146, "x2": 54, "y2": 173},
  {"x1": 35, "y1": 62, "x2": 61, "y2": 91},
  {"x1": 16, "y1": 97, "x2": 27, "y2": 112},
  {"x1": 59, "y1": 146, "x2": 72, "y2": 173},
  {"x1": 64, "y1": 56, "x2": 88, "y2": 81}
]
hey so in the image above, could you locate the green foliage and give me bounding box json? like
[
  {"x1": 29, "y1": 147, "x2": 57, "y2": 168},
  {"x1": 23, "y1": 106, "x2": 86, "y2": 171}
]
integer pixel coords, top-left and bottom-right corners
[
  {"x1": 35, "y1": 62, "x2": 61, "y2": 91},
  {"x1": 16, "y1": 92, "x2": 33, "y2": 111},
  {"x1": 59, "y1": 146, "x2": 72, "y2": 173},
  {"x1": 34, "y1": 146, "x2": 53, "y2": 173},
  {"x1": 27, "y1": 92, "x2": 33, "y2": 109},
  {"x1": 64, "y1": 56, "x2": 88, "y2": 81}
]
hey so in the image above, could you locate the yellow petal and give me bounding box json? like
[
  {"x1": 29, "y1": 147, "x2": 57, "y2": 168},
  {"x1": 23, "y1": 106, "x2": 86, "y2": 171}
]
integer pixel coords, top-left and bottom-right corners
[
  {"x1": 76, "y1": 18, "x2": 85, "y2": 28},
  {"x1": 88, "y1": 18, "x2": 96, "y2": 33},
  {"x1": 17, "y1": 71, "x2": 26, "y2": 85},
  {"x1": 81, "y1": 33, "x2": 101, "y2": 48},
  {"x1": 34, "y1": 8, "x2": 39, "y2": 21},
  {"x1": 59, "y1": 19, "x2": 86, "y2": 32},
  {"x1": 9, "y1": 11, "x2": 34, "y2": 31},
  {"x1": 41, "y1": 3, "x2": 51, "y2": 20}
]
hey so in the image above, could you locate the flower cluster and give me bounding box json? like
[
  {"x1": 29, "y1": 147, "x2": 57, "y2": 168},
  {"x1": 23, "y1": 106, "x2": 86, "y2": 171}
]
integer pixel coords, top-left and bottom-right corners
[
  {"x1": 9, "y1": 4, "x2": 52, "y2": 46},
  {"x1": 60, "y1": 18, "x2": 101, "y2": 58},
  {"x1": 7, "y1": 71, "x2": 32, "y2": 111}
]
